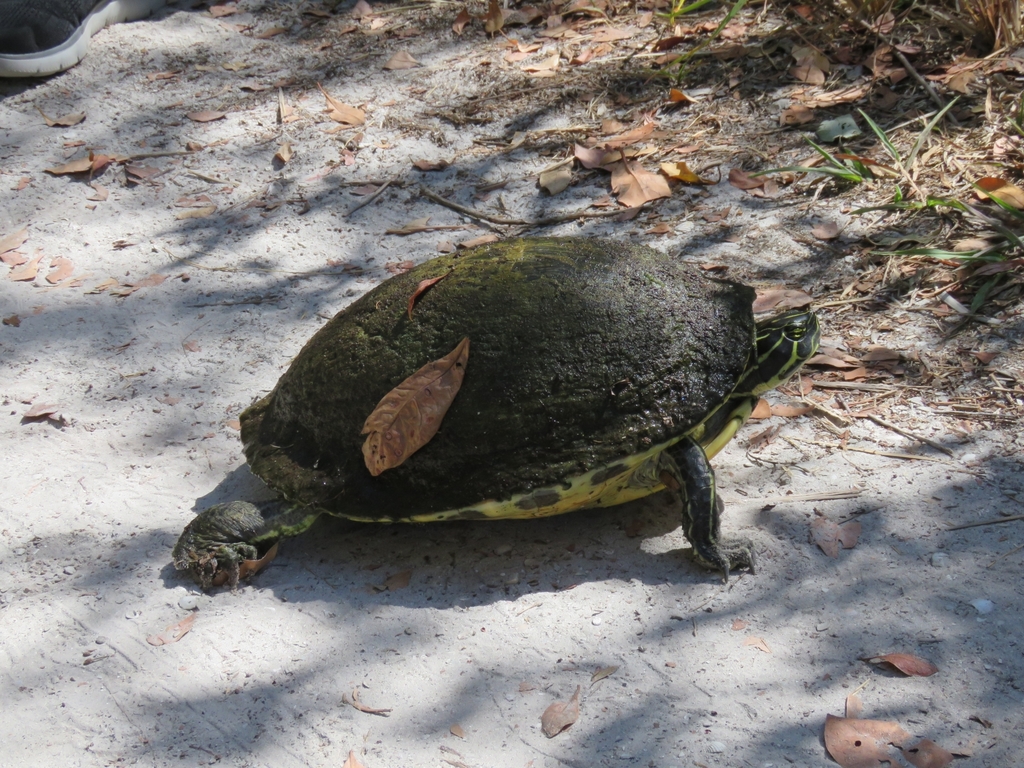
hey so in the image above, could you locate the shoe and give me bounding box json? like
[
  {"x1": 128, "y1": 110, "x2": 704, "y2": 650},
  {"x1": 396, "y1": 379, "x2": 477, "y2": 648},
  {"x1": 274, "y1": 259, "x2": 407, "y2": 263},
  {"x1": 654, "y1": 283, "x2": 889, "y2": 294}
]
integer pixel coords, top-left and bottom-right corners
[{"x1": 0, "y1": 0, "x2": 168, "y2": 77}]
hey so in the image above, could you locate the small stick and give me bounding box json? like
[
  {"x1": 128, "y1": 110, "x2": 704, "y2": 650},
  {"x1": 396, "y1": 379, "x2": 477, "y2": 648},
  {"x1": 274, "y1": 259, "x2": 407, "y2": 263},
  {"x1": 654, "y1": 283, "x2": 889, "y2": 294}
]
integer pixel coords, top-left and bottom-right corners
[
  {"x1": 864, "y1": 414, "x2": 954, "y2": 457},
  {"x1": 187, "y1": 170, "x2": 239, "y2": 187},
  {"x1": 948, "y1": 514, "x2": 1024, "y2": 531},
  {"x1": 346, "y1": 177, "x2": 395, "y2": 217},
  {"x1": 988, "y1": 544, "x2": 1024, "y2": 568}
]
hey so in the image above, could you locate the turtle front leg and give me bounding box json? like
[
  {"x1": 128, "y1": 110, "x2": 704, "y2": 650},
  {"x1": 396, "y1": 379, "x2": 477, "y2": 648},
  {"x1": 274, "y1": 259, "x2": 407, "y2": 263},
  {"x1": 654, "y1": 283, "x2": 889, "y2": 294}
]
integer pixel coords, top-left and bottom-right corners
[
  {"x1": 660, "y1": 437, "x2": 755, "y2": 582},
  {"x1": 172, "y1": 500, "x2": 320, "y2": 590}
]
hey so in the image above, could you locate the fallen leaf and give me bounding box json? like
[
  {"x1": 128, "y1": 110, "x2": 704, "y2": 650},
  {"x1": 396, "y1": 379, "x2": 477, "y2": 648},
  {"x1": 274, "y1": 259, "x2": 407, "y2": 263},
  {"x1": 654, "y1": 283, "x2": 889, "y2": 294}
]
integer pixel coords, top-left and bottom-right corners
[
  {"x1": 975, "y1": 177, "x2": 1024, "y2": 209},
  {"x1": 2, "y1": 314, "x2": 19, "y2": 326},
  {"x1": 146, "y1": 614, "x2": 197, "y2": 646},
  {"x1": 45, "y1": 157, "x2": 94, "y2": 175},
  {"x1": 387, "y1": 217, "x2": 432, "y2": 235},
  {"x1": 386, "y1": 260, "x2": 415, "y2": 274},
  {"x1": 46, "y1": 257, "x2": 74, "y2": 284},
  {"x1": 772, "y1": 404, "x2": 813, "y2": 418},
  {"x1": 812, "y1": 221, "x2": 841, "y2": 240},
  {"x1": 647, "y1": 222, "x2": 672, "y2": 235},
  {"x1": 483, "y1": 0, "x2": 504, "y2": 34},
  {"x1": 10, "y1": 254, "x2": 42, "y2": 282},
  {"x1": 343, "y1": 688, "x2": 392, "y2": 716},
  {"x1": 845, "y1": 693, "x2": 863, "y2": 719},
  {"x1": 790, "y1": 63, "x2": 825, "y2": 85},
  {"x1": 407, "y1": 273, "x2": 449, "y2": 319},
  {"x1": 901, "y1": 739, "x2": 954, "y2": 768},
  {"x1": 668, "y1": 88, "x2": 694, "y2": 103},
  {"x1": 861, "y1": 346, "x2": 900, "y2": 362},
  {"x1": 781, "y1": 105, "x2": 815, "y2": 125},
  {"x1": 610, "y1": 160, "x2": 671, "y2": 207},
  {"x1": 540, "y1": 165, "x2": 572, "y2": 195},
  {"x1": 87, "y1": 182, "x2": 109, "y2": 201},
  {"x1": 256, "y1": 26, "x2": 287, "y2": 39},
  {"x1": 342, "y1": 751, "x2": 366, "y2": 768},
  {"x1": 208, "y1": 4, "x2": 238, "y2": 17},
  {"x1": 731, "y1": 619, "x2": 747, "y2": 630},
  {"x1": 728, "y1": 168, "x2": 764, "y2": 190},
  {"x1": 146, "y1": 70, "x2": 178, "y2": 81},
  {"x1": 522, "y1": 52, "x2": 560, "y2": 75},
  {"x1": 574, "y1": 143, "x2": 615, "y2": 169},
  {"x1": 541, "y1": 685, "x2": 581, "y2": 738},
  {"x1": 275, "y1": 142, "x2": 294, "y2": 163},
  {"x1": 452, "y1": 8, "x2": 471, "y2": 34},
  {"x1": 183, "y1": 340, "x2": 201, "y2": 353},
  {"x1": 175, "y1": 205, "x2": 217, "y2": 220},
  {"x1": 865, "y1": 653, "x2": 938, "y2": 677},
  {"x1": 458, "y1": 234, "x2": 499, "y2": 249},
  {"x1": 226, "y1": 418, "x2": 241, "y2": 430},
  {"x1": 318, "y1": 83, "x2": 365, "y2": 126},
  {"x1": 973, "y1": 350, "x2": 999, "y2": 365},
  {"x1": 750, "y1": 398, "x2": 772, "y2": 419},
  {"x1": 824, "y1": 714, "x2": 914, "y2": 768},
  {"x1": 352, "y1": 0, "x2": 374, "y2": 18},
  {"x1": 23, "y1": 402, "x2": 62, "y2": 420},
  {"x1": 361, "y1": 338, "x2": 470, "y2": 475},
  {"x1": 384, "y1": 50, "x2": 420, "y2": 70},
  {"x1": 187, "y1": 110, "x2": 226, "y2": 122},
  {"x1": 412, "y1": 159, "x2": 449, "y2": 171},
  {"x1": 591, "y1": 26, "x2": 632, "y2": 42},
  {"x1": 744, "y1": 636, "x2": 772, "y2": 653},
  {"x1": 810, "y1": 517, "x2": 861, "y2": 558},
  {"x1": 590, "y1": 666, "x2": 618, "y2": 683},
  {"x1": 450, "y1": 723, "x2": 466, "y2": 739},
  {"x1": 752, "y1": 288, "x2": 813, "y2": 313},
  {"x1": 0, "y1": 227, "x2": 28, "y2": 255},
  {"x1": 817, "y1": 114, "x2": 861, "y2": 142},
  {"x1": 37, "y1": 107, "x2": 86, "y2": 127},
  {"x1": 660, "y1": 161, "x2": 704, "y2": 184}
]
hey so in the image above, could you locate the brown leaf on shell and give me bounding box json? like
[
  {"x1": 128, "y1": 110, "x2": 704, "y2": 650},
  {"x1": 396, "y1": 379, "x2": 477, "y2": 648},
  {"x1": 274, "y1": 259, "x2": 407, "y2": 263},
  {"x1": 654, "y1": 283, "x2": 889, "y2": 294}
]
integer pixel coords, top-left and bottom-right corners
[
  {"x1": 865, "y1": 653, "x2": 938, "y2": 677},
  {"x1": 352, "y1": 0, "x2": 374, "y2": 18},
  {"x1": 541, "y1": 685, "x2": 581, "y2": 738},
  {"x1": 591, "y1": 26, "x2": 632, "y2": 42},
  {"x1": 731, "y1": 618, "x2": 748, "y2": 630},
  {"x1": 46, "y1": 257, "x2": 74, "y2": 284},
  {"x1": 407, "y1": 273, "x2": 449, "y2": 319},
  {"x1": 187, "y1": 110, "x2": 226, "y2": 122},
  {"x1": 208, "y1": 4, "x2": 238, "y2": 17},
  {"x1": 361, "y1": 338, "x2": 470, "y2": 476},
  {"x1": 412, "y1": 158, "x2": 450, "y2": 171},
  {"x1": 386, "y1": 260, "x2": 415, "y2": 275},
  {"x1": 175, "y1": 205, "x2": 217, "y2": 220},
  {"x1": 539, "y1": 165, "x2": 572, "y2": 195},
  {"x1": 752, "y1": 288, "x2": 813, "y2": 313},
  {"x1": 790, "y1": 63, "x2": 825, "y2": 85},
  {"x1": 610, "y1": 160, "x2": 671, "y2": 207},
  {"x1": 45, "y1": 157, "x2": 94, "y2": 175},
  {"x1": 146, "y1": 614, "x2": 197, "y2": 646},
  {"x1": 384, "y1": 50, "x2": 420, "y2": 70}
]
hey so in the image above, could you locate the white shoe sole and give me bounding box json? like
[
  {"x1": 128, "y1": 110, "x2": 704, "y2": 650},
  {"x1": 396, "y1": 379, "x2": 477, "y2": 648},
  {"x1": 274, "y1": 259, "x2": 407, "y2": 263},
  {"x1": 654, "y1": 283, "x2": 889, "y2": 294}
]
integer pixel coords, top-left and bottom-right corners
[{"x1": 0, "y1": 0, "x2": 167, "y2": 77}]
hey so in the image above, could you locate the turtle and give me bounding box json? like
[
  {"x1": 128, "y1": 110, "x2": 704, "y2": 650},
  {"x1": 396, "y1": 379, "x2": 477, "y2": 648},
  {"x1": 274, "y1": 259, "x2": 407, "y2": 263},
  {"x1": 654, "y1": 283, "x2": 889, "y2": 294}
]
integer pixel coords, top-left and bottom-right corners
[{"x1": 173, "y1": 237, "x2": 819, "y2": 589}]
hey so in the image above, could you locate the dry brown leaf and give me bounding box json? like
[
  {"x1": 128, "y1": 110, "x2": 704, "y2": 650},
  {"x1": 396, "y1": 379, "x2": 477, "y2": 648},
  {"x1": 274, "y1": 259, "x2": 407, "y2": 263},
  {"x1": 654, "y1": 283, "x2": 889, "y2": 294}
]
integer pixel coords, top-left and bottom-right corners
[
  {"x1": 861, "y1": 346, "x2": 900, "y2": 362},
  {"x1": 810, "y1": 517, "x2": 861, "y2": 558},
  {"x1": 10, "y1": 254, "x2": 41, "y2": 282},
  {"x1": 183, "y1": 340, "x2": 201, "y2": 353},
  {"x1": 772, "y1": 404, "x2": 813, "y2": 418},
  {"x1": 384, "y1": 50, "x2": 420, "y2": 70},
  {"x1": 845, "y1": 693, "x2": 863, "y2": 719},
  {"x1": 812, "y1": 221, "x2": 841, "y2": 240},
  {"x1": 384, "y1": 569, "x2": 411, "y2": 590},
  {"x1": 45, "y1": 157, "x2": 94, "y2": 175},
  {"x1": 750, "y1": 398, "x2": 772, "y2": 419},
  {"x1": 452, "y1": 8, "x2": 471, "y2": 34},
  {"x1": 975, "y1": 177, "x2": 1024, "y2": 209},
  {"x1": 660, "y1": 161, "x2": 705, "y2": 184},
  {"x1": 413, "y1": 159, "x2": 449, "y2": 171},
  {"x1": 541, "y1": 685, "x2": 581, "y2": 738},
  {"x1": 87, "y1": 182, "x2": 109, "y2": 201},
  {"x1": 667, "y1": 88, "x2": 694, "y2": 104},
  {"x1": 731, "y1": 618, "x2": 748, "y2": 630},
  {"x1": 146, "y1": 70, "x2": 178, "y2": 81},
  {"x1": 208, "y1": 4, "x2": 238, "y2": 17},
  {"x1": 752, "y1": 288, "x2": 813, "y2": 313},
  {"x1": 386, "y1": 260, "x2": 415, "y2": 275},
  {"x1": 610, "y1": 160, "x2": 671, "y2": 207},
  {"x1": 591, "y1": 26, "x2": 632, "y2": 42},
  {"x1": 728, "y1": 168, "x2": 764, "y2": 190},
  {"x1": 523, "y1": 52, "x2": 560, "y2": 75},
  {"x1": 590, "y1": 666, "x2": 618, "y2": 683},
  {"x1": 342, "y1": 751, "x2": 367, "y2": 768},
  {"x1": 450, "y1": 723, "x2": 466, "y2": 739},
  {"x1": 540, "y1": 166, "x2": 572, "y2": 195},
  {"x1": 146, "y1": 614, "x2": 197, "y2": 646},
  {"x1": 24, "y1": 402, "x2": 62, "y2": 420},
  {"x1": 344, "y1": 688, "x2": 392, "y2": 716},
  {"x1": 407, "y1": 273, "x2": 449, "y2": 319},
  {"x1": 46, "y1": 257, "x2": 74, "y2": 284},
  {"x1": 483, "y1": 0, "x2": 504, "y2": 34},
  {"x1": 256, "y1": 26, "x2": 287, "y2": 39},
  {"x1": 387, "y1": 217, "x2": 432, "y2": 235},
  {"x1": 361, "y1": 338, "x2": 470, "y2": 476},
  {"x1": 791, "y1": 63, "x2": 826, "y2": 85},
  {"x1": 352, "y1": 0, "x2": 374, "y2": 18},
  {"x1": 781, "y1": 105, "x2": 815, "y2": 125},
  {"x1": 2, "y1": 314, "x2": 20, "y2": 327},
  {"x1": 0, "y1": 227, "x2": 28, "y2": 255},
  {"x1": 37, "y1": 107, "x2": 86, "y2": 127},
  {"x1": 865, "y1": 653, "x2": 938, "y2": 677},
  {"x1": 275, "y1": 142, "x2": 294, "y2": 163},
  {"x1": 317, "y1": 83, "x2": 365, "y2": 125},
  {"x1": 175, "y1": 205, "x2": 217, "y2": 220},
  {"x1": 647, "y1": 222, "x2": 672, "y2": 235},
  {"x1": 457, "y1": 234, "x2": 499, "y2": 249},
  {"x1": 824, "y1": 714, "x2": 914, "y2": 768},
  {"x1": 901, "y1": 739, "x2": 954, "y2": 768},
  {"x1": 575, "y1": 143, "x2": 615, "y2": 169},
  {"x1": 743, "y1": 636, "x2": 772, "y2": 653},
  {"x1": 187, "y1": 110, "x2": 226, "y2": 122}
]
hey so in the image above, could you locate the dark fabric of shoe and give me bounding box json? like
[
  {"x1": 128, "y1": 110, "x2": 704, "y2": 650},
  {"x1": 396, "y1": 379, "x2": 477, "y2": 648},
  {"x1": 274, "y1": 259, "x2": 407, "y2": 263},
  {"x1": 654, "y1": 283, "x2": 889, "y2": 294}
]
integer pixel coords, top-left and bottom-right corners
[{"x1": 0, "y1": 0, "x2": 103, "y2": 54}]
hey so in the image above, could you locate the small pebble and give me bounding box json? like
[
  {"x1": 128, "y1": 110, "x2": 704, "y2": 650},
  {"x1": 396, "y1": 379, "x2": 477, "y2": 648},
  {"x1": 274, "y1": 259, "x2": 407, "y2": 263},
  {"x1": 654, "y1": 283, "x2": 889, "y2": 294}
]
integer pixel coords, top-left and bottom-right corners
[
  {"x1": 931, "y1": 552, "x2": 948, "y2": 568},
  {"x1": 13, "y1": 548, "x2": 25, "y2": 556},
  {"x1": 63, "y1": 566, "x2": 75, "y2": 575},
  {"x1": 94, "y1": 636, "x2": 107, "y2": 645},
  {"x1": 178, "y1": 594, "x2": 199, "y2": 610},
  {"x1": 592, "y1": 616, "x2": 603, "y2": 626},
  {"x1": 971, "y1": 599, "x2": 995, "y2": 615}
]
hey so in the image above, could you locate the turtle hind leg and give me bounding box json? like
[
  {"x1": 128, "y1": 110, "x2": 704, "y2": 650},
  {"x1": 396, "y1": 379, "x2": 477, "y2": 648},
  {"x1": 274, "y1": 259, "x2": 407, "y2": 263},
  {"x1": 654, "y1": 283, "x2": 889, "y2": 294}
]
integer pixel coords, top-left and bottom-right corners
[
  {"x1": 659, "y1": 437, "x2": 755, "y2": 582},
  {"x1": 172, "y1": 500, "x2": 321, "y2": 590}
]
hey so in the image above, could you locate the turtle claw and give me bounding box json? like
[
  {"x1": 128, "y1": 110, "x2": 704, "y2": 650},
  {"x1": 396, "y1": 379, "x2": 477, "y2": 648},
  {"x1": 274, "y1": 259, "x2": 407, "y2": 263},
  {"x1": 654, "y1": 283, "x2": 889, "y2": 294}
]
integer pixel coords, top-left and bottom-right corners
[
  {"x1": 173, "y1": 501, "x2": 267, "y2": 590},
  {"x1": 690, "y1": 538, "x2": 756, "y2": 583}
]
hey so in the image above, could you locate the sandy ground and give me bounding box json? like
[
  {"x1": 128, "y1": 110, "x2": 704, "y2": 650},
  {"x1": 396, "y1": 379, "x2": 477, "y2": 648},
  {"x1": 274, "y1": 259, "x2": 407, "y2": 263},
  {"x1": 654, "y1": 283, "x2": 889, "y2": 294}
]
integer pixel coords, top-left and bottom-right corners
[{"x1": 1, "y1": 2, "x2": 1022, "y2": 767}]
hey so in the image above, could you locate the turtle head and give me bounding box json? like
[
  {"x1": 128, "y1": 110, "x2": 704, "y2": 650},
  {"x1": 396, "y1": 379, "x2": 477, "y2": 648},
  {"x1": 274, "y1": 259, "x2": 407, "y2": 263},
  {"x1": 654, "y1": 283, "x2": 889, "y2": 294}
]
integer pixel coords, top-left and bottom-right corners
[
  {"x1": 172, "y1": 501, "x2": 266, "y2": 589},
  {"x1": 750, "y1": 309, "x2": 820, "y2": 394}
]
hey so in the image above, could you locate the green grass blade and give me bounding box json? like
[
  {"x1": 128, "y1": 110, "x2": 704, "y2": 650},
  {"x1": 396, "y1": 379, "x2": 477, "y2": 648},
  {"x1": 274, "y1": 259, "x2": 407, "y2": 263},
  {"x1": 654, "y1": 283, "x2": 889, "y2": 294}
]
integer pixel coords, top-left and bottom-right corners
[
  {"x1": 969, "y1": 275, "x2": 1000, "y2": 314},
  {"x1": 858, "y1": 109, "x2": 902, "y2": 167},
  {"x1": 906, "y1": 98, "x2": 958, "y2": 169}
]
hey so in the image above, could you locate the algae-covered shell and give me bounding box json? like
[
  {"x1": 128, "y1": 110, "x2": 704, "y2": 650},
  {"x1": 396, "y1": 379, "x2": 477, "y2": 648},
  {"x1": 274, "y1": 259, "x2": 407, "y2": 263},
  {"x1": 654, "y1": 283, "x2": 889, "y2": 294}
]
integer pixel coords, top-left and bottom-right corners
[{"x1": 239, "y1": 237, "x2": 755, "y2": 520}]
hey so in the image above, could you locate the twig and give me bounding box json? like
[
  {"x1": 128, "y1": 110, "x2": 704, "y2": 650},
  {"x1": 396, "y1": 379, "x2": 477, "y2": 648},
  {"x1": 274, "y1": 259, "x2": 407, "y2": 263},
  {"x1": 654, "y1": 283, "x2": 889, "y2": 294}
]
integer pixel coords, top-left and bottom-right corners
[
  {"x1": 419, "y1": 186, "x2": 636, "y2": 228},
  {"x1": 948, "y1": 514, "x2": 1024, "y2": 531},
  {"x1": 864, "y1": 414, "x2": 954, "y2": 457},
  {"x1": 788, "y1": 436, "x2": 980, "y2": 472},
  {"x1": 187, "y1": 169, "x2": 240, "y2": 187},
  {"x1": 987, "y1": 543, "x2": 1024, "y2": 568},
  {"x1": 127, "y1": 150, "x2": 194, "y2": 160},
  {"x1": 346, "y1": 177, "x2": 395, "y2": 217}
]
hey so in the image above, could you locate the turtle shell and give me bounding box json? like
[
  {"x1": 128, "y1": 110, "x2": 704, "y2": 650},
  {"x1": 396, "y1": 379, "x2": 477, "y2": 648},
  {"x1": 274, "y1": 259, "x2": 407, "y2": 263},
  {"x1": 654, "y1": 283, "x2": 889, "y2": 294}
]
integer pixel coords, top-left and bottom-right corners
[{"x1": 240, "y1": 238, "x2": 756, "y2": 520}]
